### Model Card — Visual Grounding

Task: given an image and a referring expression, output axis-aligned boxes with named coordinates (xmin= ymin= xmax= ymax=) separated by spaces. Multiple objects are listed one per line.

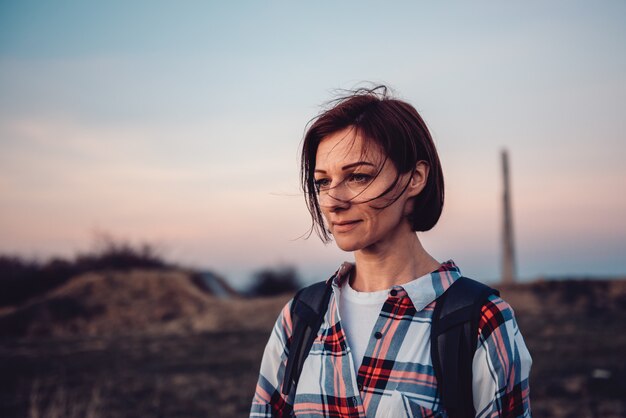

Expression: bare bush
xmin=247 ymin=265 xmax=301 ymax=296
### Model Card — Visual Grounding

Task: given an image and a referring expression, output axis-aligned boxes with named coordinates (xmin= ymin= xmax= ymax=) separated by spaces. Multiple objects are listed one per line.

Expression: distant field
xmin=498 ymin=280 xmax=626 ymax=417
xmin=1 ymin=270 xmax=625 ymax=417
xmin=1 ymin=331 xmax=269 ymax=418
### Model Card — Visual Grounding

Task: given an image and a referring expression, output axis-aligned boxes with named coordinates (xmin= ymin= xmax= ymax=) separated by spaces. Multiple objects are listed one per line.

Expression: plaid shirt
xmin=251 ymin=260 xmax=532 ymax=417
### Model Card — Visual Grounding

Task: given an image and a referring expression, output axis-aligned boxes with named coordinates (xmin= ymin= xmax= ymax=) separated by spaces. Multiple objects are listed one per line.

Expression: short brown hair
xmin=300 ymin=86 xmax=445 ymax=242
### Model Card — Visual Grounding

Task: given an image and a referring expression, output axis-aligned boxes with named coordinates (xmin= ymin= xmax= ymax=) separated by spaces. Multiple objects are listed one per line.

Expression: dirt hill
xmin=0 ymin=268 xmax=291 ymax=338
xmin=0 ymin=269 xmax=220 ymax=338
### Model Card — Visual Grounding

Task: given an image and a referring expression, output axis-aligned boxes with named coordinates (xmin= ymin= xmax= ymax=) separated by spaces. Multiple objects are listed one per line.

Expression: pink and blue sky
xmin=1 ymin=1 xmax=625 ymax=287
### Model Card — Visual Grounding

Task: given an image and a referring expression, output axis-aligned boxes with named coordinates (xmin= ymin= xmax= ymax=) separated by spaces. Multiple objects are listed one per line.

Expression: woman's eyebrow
xmin=314 ymin=161 xmax=376 ymax=174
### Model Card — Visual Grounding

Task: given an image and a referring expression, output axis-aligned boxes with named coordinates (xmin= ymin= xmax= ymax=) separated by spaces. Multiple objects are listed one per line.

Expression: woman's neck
xmin=351 ymin=230 xmax=440 ymax=292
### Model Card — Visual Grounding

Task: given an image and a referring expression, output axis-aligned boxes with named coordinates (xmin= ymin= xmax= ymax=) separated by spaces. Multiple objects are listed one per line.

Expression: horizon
xmin=4 ymin=239 xmax=625 ymax=292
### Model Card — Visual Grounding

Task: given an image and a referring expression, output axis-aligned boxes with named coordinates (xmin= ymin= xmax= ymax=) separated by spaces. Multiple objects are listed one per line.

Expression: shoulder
xmin=276 ymin=297 xmax=295 ymax=338
xmin=272 ymin=279 xmax=333 ymax=341
xmin=477 ymin=293 xmax=518 ymax=341
xmin=472 ymin=293 xmax=533 ymax=416
xmin=475 ymin=292 xmax=533 ymax=376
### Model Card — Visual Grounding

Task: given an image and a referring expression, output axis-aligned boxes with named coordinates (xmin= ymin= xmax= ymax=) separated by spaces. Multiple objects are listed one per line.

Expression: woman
xmin=251 ymin=87 xmax=532 ymax=417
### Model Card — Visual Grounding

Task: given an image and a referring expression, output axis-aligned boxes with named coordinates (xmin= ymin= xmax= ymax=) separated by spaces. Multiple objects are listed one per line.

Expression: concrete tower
xmin=501 ymin=149 xmax=516 ymax=284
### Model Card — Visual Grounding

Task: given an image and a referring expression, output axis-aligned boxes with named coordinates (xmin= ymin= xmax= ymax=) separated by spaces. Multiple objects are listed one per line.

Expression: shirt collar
xmin=330 ymin=259 xmax=462 ymax=312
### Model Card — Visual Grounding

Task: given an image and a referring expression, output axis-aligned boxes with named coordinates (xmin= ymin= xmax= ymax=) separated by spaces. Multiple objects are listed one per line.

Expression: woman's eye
xmin=348 ymin=173 xmax=372 ymax=184
xmin=314 ymin=178 xmax=331 ymax=191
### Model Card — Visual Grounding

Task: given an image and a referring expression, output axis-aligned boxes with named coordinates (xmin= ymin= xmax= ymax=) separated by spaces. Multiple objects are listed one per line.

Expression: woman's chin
xmin=333 ymin=237 xmax=364 ymax=252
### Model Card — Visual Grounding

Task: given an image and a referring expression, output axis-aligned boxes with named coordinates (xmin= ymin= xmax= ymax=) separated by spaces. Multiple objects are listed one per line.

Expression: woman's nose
xmin=319 ymin=183 xmax=351 ymax=211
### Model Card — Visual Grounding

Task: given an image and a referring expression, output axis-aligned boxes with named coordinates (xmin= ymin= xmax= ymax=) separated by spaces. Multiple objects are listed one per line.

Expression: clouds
xmin=1 ymin=1 xmax=625 ymax=282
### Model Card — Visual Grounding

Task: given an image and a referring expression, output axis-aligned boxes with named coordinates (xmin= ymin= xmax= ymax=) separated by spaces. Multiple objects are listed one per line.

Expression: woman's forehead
xmin=316 ymin=127 xmax=385 ymax=168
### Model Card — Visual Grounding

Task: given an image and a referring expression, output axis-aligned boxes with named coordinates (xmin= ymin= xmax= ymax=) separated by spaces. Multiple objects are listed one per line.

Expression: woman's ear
xmin=407 ymin=160 xmax=429 ymax=198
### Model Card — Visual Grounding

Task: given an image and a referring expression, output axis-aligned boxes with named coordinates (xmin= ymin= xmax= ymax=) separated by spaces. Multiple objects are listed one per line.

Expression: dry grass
xmin=28 ymin=379 xmax=103 ymax=418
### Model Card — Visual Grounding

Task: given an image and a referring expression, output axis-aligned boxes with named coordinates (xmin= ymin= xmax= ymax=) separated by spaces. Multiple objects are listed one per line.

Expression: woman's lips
xmin=332 ymin=220 xmax=361 ymax=233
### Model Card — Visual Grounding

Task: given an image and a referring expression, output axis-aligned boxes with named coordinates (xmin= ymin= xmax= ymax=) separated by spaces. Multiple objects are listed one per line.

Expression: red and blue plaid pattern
xmin=251 ymin=260 xmax=532 ymax=417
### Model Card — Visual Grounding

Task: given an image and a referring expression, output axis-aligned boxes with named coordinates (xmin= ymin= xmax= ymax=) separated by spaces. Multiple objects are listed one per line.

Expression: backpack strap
xmin=281 ymin=279 xmax=333 ymax=395
xmin=430 ymin=277 xmax=499 ymax=418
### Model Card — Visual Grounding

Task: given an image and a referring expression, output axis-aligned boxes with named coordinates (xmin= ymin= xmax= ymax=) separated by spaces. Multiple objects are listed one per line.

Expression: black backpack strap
xmin=281 ymin=279 xmax=333 ymax=395
xmin=431 ymin=277 xmax=499 ymax=418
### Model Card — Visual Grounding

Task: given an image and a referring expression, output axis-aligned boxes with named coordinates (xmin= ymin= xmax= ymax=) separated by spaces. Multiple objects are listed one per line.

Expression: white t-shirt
xmin=338 ymin=281 xmax=390 ymax=372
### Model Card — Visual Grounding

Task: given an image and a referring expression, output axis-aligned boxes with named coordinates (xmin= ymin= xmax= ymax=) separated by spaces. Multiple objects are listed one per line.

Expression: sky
xmin=1 ymin=1 xmax=625 ymax=288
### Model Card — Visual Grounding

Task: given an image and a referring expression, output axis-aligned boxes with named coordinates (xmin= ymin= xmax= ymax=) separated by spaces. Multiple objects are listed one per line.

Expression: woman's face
xmin=314 ymin=127 xmax=424 ymax=252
